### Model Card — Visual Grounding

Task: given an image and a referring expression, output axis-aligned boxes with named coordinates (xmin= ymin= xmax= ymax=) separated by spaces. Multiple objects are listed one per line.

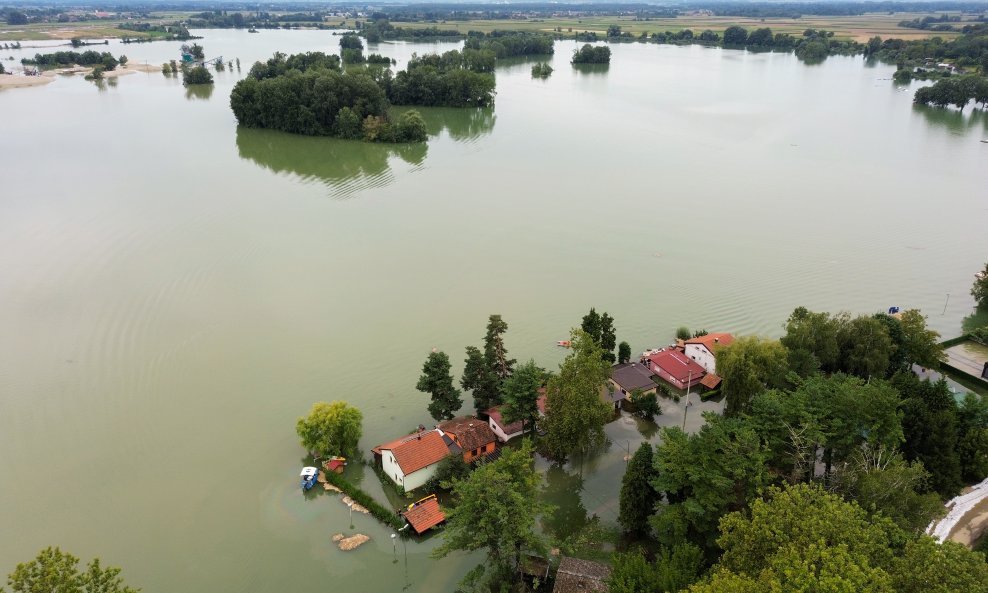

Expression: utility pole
xmin=682 ymin=370 xmax=693 ymax=431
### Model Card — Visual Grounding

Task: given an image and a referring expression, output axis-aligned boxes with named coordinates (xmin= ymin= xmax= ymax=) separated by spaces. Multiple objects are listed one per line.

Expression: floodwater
xmin=1 ymin=29 xmax=986 ymax=593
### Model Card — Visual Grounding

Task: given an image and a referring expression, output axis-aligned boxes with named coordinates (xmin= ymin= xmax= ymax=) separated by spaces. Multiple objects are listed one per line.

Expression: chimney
xmin=714 ymin=337 xmax=719 ymax=344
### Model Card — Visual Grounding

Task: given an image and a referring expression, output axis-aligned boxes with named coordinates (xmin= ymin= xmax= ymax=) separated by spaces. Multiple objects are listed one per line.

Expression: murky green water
xmin=1 ymin=29 xmax=986 ymax=592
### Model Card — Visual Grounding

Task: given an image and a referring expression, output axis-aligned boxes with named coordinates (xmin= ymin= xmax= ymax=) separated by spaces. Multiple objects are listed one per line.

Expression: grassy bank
xmin=322 ymin=470 xmax=406 ymax=531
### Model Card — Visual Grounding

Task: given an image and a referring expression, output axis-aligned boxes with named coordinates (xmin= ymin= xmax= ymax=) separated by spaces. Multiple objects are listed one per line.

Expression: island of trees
xmin=571 ymin=44 xmax=612 ymax=64
xmin=230 ymin=40 xmax=499 ymax=142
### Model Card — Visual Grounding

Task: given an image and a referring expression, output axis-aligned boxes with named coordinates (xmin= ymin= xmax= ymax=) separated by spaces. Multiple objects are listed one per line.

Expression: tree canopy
xmin=619 ymin=442 xmax=659 ymax=535
xmin=539 ymin=329 xmax=612 ymax=462
xmin=973 ymin=261 xmax=988 ymax=308
xmin=2 ymin=547 xmax=139 ymax=593
xmin=716 ymin=336 xmax=788 ymax=417
xmin=416 ymin=350 xmax=462 ymax=422
xmin=432 ymin=441 xmax=548 ymax=590
xmin=500 ymin=359 xmax=545 ymax=434
xmin=295 ymin=401 xmax=363 ymax=458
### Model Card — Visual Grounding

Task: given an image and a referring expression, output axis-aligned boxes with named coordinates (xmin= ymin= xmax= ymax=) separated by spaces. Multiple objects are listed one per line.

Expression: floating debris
xmin=337 ymin=534 xmax=370 ymax=551
xmin=323 ymin=483 xmax=342 ymax=493
xmin=341 ymin=496 xmax=370 ymax=514
xmin=331 ymin=533 xmax=344 ymax=542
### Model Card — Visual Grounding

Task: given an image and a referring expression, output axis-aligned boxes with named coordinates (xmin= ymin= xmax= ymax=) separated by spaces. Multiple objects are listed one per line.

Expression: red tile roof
xmin=647 ymin=349 xmax=706 ymax=382
xmin=700 ymin=373 xmax=722 ymax=389
xmin=684 ymin=333 xmax=735 ymax=353
xmin=537 ymin=388 xmax=547 ymax=415
xmin=439 ymin=417 xmax=498 ymax=452
xmin=485 ymin=407 xmax=524 ymax=436
xmin=373 ymin=430 xmax=449 ymax=475
xmin=402 ymin=496 xmax=445 ymax=534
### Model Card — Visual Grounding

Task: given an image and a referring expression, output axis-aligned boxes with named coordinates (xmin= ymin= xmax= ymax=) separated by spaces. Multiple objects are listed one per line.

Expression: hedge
xmin=322 ymin=470 xmax=406 ymax=531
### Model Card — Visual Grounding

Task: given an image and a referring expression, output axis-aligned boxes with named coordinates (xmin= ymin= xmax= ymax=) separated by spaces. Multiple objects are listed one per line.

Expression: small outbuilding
xmin=401 ymin=495 xmax=445 ymax=534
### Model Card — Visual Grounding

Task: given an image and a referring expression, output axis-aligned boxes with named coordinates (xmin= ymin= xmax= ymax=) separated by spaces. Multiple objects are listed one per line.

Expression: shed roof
xmin=648 ymin=349 xmax=706 ymax=382
xmin=439 ymin=417 xmax=497 ymax=452
xmin=610 ymin=362 xmax=658 ymax=392
xmin=372 ymin=430 xmax=449 ymax=475
xmin=700 ymin=373 xmax=722 ymax=389
xmin=486 ymin=406 xmax=524 ymax=436
xmin=552 ymin=557 xmax=611 ymax=593
xmin=402 ymin=496 xmax=445 ymax=534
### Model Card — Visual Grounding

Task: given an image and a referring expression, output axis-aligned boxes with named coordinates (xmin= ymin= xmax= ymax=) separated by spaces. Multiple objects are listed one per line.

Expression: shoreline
xmin=0 ymin=62 xmax=159 ymax=89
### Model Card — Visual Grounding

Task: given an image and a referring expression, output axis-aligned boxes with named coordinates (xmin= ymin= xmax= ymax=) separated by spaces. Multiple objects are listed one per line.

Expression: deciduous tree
xmin=972 ymin=261 xmax=988 ymax=308
xmin=501 ymin=359 xmax=545 ymax=434
xmin=432 ymin=441 xmax=548 ymax=589
xmin=295 ymin=401 xmax=363 ymax=458
xmin=716 ymin=336 xmax=788 ymax=417
xmin=539 ymin=329 xmax=612 ymax=462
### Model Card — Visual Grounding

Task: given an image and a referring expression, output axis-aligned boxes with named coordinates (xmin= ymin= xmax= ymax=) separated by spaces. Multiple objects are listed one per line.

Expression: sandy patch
xmin=341 ymin=495 xmax=369 ymax=514
xmin=121 ymin=62 xmax=159 ymax=73
xmin=0 ymin=73 xmax=53 ymax=88
xmin=948 ymin=495 xmax=988 ymax=548
xmin=928 ymin=477 xmax=988 ymax=546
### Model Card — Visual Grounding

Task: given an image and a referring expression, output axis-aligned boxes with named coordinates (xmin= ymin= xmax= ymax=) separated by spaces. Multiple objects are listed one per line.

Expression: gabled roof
xmin=684 ymin=333 xmax=735 ymax=353
xmin=439 ymin=417 xmax=497 ymax=452
xmin=485 ymin=406 xmax=524 ymax=436
xmin=372 ymin=430 xmax=449 ymax=475
xmin=402 ymin=496 xmax=445 ymax=534
xmin=610 ymin=362 xmax=658 ymax=392
xmin=553 ymin=557 xmax=611 ymax=593
xmin=648 ymin=349 xmax=706 ymax=382
xmin=700 ymin=373 xmax=722 ymax=389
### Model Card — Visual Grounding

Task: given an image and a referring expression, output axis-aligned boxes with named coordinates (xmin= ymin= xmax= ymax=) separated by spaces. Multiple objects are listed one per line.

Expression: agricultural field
xmin=346 ymin=12 xmax=971 ymax=42
xmin=0 ymin=16 xmax=175 ymax=41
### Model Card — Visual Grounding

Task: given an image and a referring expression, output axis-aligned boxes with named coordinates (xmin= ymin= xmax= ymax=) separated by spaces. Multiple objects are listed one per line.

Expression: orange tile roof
xmin=439 ymin=417 xmax=497 ymax=452
xmin=700 ymin=373 xmax=722 ymax=389
xmin=373 ymin=430 xmax=450 ymax=475
xmin=684 ymin=333 xmax=735 ymax=353
xmin=402 ymin=496 xmax=445 ymax=534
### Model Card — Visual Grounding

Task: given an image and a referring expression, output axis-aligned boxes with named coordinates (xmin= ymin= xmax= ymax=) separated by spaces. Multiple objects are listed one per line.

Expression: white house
xmin=372 ymin=429 xmax=450 ymax=491
xmin=486 ymin=407 xmax=525 ymax=442
xmin=683 ymin=333 xmax=734 ymax=375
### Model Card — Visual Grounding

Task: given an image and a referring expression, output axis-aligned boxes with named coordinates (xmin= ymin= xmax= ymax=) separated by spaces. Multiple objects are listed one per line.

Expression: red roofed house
xmin=372 ymin=430 xmax=450 ymax=491
xmin=439 ymin=416 xmax=498 ymax=462
xmin=645 ymin=349 xmax=705 ymax=390
xmin=684 ymin=333 xmax=735 ymax=374
xmin=401 ymin=494 xmax=445 ymax=534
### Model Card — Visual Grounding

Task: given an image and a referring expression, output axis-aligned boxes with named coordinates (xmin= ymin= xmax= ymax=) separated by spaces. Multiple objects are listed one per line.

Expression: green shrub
xmin=322 ymin=470 xmax=405 ymax=530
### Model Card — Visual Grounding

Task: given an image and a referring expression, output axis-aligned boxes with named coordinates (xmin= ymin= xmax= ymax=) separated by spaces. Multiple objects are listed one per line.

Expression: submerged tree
xmin=581 ymin=308 xmax=617 ymax=363
xmin=717 ymin=336 xmax=788 ymax=417
xmin=501 ymin=359 xmax=546 ymax=434
xmin=295 ymin=401 xmax=363 ymax=458
xmin=539 ymin=329 xmax=612 ymax=462
xmin=973 ymin=261 xmax=988 ymax=308
xmin=417 ymin=350 xmax=462 ymax=422
xmin=3 ymin=547 xmax=139 ymax=593
xmin=619 ymin=443 xmax=659 ymax=535
xmin=432 ymin=441 xmax=549 ymax=590
xmin=461 ymin=314 xmax=515 ymax=413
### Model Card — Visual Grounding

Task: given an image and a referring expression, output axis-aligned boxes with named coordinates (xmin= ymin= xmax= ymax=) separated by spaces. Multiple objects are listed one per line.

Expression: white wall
xmin=685 ymin=344 xmax=716 ymax=374
xmin=381 ymin=449 xmax=442 ymax=491
xmin=489 ymin=417 xmax=523 ymax=443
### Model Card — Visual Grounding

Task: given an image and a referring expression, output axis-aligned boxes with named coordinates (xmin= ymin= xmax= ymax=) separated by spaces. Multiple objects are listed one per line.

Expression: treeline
xmin=878 ymin=23 xmax=988 ymax=71
xmin=463 ymin=31 xmax=555 ymax=57
xmin=899 ymin=14 xmax=964 ymax=31
xmin=230 ymin=48 xmax=495 ymax=142
xmin=231 ymin=52 xmax=424 ymax=142
xmin=914 ymin=75 xmax=988 ymax=108
xmin=359 ymin=18 xmax=463 ymax=42
xmin=387 ymin=50 xmax=496 ymax=107
xmin=184 ymin=10 xmax=328 ymax=29
xmin=22 ymin=50 xmax=119 ymax=70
